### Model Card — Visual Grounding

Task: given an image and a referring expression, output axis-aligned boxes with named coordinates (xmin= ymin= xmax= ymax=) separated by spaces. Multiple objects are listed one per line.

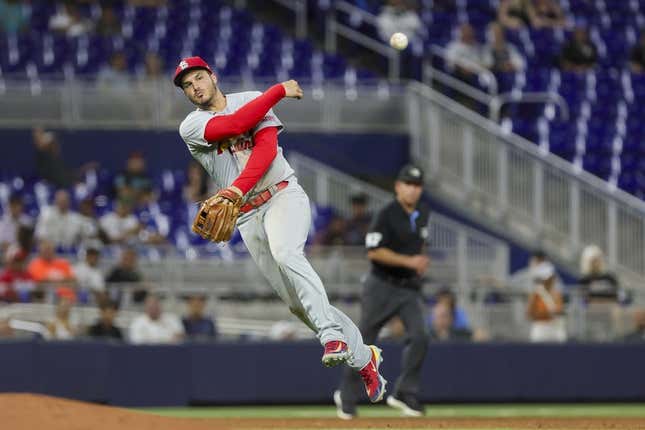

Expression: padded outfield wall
xmin=0 ymin=340 xmax=644 ymax=406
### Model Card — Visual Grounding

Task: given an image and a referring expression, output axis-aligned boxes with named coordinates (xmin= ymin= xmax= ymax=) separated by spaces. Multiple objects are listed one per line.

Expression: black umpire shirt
xmin=365 ymin=200 xmax=430 ymax=280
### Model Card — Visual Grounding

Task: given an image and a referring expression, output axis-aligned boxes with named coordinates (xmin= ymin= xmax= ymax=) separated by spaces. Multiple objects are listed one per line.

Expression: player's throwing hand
xmin=281 ymin=80 xmax=304 ymax=99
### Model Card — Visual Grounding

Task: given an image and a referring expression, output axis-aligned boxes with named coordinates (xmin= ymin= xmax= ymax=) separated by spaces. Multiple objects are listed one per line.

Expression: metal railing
xmin=0 ymin=78 xmax=408 ymax=133
xmin=426 ymin=45 xmax=499 ymax=96
xmin=424 ymin=45 xmax=569 ymax=123
xmin=407 ymin=80 xmax=645 ymax=285
xmin=267 ymin=0 xmax=308 ymax=39
xmin=324 ymin=0 xmax=401 ymax=81
xmin=287 ymin=152 xmax=510 ymax=289
xmin=2 ymin=287 xmax=641 ymax=342
xmin=488 ymin=91 xmax=570 ymax=123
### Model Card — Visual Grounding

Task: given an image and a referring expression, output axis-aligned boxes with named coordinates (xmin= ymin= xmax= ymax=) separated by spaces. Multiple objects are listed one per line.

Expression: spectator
xmin=33 ymin=127 xmax=73 ymax=187
xmin=268 ymin=320 xmax=300 ymax=340
xmin=136 ymin=195 xmax=170 ymax=245
xmin=27 ymin=240 xmax=76 ymax=301
xmin=314 ymin=215 xmax=347 ymax=246
xmin=87 ymin=299 xmax=123 ymax=341
xmin=143 ymin=52 xmax=164 ymax=79
xmin=428 ymin=301 xmax=472 ymax=341
xmin=530 ymin=0 xmax=566 ymax=29
xmin=376 ymin=0 xmax=421 ymax=42
xmin=97 ymin=51 xmax=130 ymax=91
xmin=32 ymin=127 xmax=97 ymax=188
xmin=95 ymin=5 xmax=121 ymax=37
xmin=507 ymin=249 xmax=563 ymax=292
xmin=183 ymin=160 xmax=210 ymax=204
xmin=344 ymin=193 xmax=372 ymax=246
xmin=78 ymin=197 xmax=108 ymax=244
xmin=483 ymin=22 xmax=525 ymax=73
xmin=0 ymin=194 xmax=33 ymax=258
xmin=113 ymin=151 xmax=153 ymax=207
xmin=0 ymin=318 xmax=14 ymax=338
xmin=497 ymin=0 xmax=531 ymax=30
xmin=623 ymin=308 xmax=645 ymax=343
xmin=427 ymin=288 xmax=470 ymax=330
xmin=0 ymin=0 xmax=30 ymax=34
xmin=182 ymin=294 xmax=217 ymax=340
xmin=105 ymin=247 xmax=146 ymax=303
xmin=629 ymin=32 xmax=645 ymax=74
xmin=579 ymin=244 xmax=620 ymax=303
xmin=99 ymin=199 xmax=141 ymax=244
xmin=0 ymin=249 xmax=35 ymax=303
xmin=560 ymin=26 xmax=597 ymax=73
xmin=73 ymin=246 xmax=106 ymax=302
xmin=380 ymin=315 xmax=405 ymax=340
xmin=445 ymin=23 xmax=485 ymax=81
xmin=46 ymin=297 xmax=78 ymax=340
xmin=527 ymin=261 xmax=566 ymax=342
xmin=129 ymin=294 xmax=184 ymax=344
xmin=49 ymin=1 xmax=92 ymax=37
xmin=35 ymin=190 xmax=88 ymax=249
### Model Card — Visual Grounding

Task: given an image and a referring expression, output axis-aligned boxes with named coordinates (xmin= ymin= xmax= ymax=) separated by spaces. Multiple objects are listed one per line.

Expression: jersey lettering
xmin=230 ymin=136 xmax=254 ymax=153
xmin=179 ymin=91 xmax=293 ymax=195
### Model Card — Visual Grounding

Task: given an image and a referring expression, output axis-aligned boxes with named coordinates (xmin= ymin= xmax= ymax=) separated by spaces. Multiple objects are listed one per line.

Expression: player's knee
xmin=271 ymin=245 xmax=300 ymax=267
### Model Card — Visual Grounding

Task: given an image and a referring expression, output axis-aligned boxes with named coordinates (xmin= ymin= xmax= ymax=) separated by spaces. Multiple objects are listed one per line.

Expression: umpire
xmin=334 ymin=164 xmax=430 ymax=419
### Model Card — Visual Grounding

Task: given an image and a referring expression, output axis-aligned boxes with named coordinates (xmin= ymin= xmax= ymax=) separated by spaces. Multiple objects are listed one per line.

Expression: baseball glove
xmin=192 ymin=187 xmax=243 ymax=242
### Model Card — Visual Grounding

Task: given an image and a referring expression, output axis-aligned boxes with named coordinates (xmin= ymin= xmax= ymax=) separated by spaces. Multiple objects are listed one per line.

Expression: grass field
xmin=139 ymin=403 xmax=645 ymax=429
xmin=142 ymin=403 xmax=645 ymax=418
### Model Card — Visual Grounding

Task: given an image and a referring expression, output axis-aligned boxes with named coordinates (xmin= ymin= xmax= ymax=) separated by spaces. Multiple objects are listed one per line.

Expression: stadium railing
xmin=2 ymin=284 xmax=641 ymax=342
xmin=407 ymin=80 xmax=645 ymax=287
xmin=287 ymin=152 xmax=510 ymax=291
xmin=0 ymin=78 xmax=408 ymax=133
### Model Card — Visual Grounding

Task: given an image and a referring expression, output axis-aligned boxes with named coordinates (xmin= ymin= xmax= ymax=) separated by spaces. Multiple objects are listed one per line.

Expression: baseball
xmin=389 ymin=32 xmax=409 ymax=50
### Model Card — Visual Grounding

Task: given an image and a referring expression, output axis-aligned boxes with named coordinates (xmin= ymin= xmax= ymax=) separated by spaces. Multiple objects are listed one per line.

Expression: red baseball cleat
xmin=359 ymin=345 xmax=387 ymax=403
xmin=322 ymin=340 xmax=349 ymax=367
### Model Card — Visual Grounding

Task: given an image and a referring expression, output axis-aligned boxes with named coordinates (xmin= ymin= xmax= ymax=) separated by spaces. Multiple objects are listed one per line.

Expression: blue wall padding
xmin=1 ymin=340 xmax=644 ymax=406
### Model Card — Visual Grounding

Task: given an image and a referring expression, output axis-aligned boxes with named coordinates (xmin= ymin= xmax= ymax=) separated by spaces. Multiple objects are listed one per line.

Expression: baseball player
xmin=334 ymin=164 xmax=430 ymax=419
xmin=173 ymin=56 xmax=386 ymax=403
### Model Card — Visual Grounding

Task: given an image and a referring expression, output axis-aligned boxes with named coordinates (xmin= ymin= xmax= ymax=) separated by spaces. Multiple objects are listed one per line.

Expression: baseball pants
xmin=237 ymin=178 xmax=372 ymax=370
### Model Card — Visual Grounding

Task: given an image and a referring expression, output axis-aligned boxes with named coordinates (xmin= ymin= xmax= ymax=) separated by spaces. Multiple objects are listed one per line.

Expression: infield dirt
xmin=1 ymin=393 xmax=643 ymax=430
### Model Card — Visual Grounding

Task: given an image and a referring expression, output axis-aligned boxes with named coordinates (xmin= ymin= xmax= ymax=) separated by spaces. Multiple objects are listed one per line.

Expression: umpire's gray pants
xmin=338 ymin=273 xmax=429 ymax=403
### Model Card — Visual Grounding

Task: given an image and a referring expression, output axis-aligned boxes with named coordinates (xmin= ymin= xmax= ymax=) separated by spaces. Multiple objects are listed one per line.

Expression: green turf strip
xmin=139 ymin=403 xmax=645 ymax=419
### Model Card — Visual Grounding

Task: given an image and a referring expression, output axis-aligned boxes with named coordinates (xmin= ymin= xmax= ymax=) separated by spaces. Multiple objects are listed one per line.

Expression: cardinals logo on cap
xmin=179 ymin=60 xmax=189 ymax=70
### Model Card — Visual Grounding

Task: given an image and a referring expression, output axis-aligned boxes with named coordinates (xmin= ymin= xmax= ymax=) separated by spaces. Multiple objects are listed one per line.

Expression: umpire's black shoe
xmin=333 ymin=390 xmax=356 ymax=420
xmin=386 ymin=392 xmax=425 ymax=417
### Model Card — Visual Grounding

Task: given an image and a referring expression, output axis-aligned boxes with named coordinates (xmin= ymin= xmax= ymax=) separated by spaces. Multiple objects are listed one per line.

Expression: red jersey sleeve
xmin=231 ymin=126 xmax=279 ymax=195
xmin=204 ymin=84 xmax=286 ymax=142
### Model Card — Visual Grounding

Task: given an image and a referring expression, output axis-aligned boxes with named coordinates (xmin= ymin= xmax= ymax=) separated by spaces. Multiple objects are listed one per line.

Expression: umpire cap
xmin=397 ymin=164 xmax=424 ymax=185
xmin=173 ymin=56 xmax=214 ymax=87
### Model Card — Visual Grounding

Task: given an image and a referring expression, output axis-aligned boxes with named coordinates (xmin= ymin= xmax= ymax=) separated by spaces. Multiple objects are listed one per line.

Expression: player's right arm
xmin=202 ymin=80 xmax=303 ymax=143
xmin=179 ymin=80 xmax=302 ymax=150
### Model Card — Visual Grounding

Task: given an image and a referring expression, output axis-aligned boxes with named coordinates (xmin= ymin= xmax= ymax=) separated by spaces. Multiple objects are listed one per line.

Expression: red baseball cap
xmin=173 ymin=56 xmax=214 ymax=87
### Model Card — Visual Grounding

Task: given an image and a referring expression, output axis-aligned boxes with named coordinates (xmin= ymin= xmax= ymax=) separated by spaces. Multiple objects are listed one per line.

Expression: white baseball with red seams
xmin=179 ymin=92 xmax=372 ymax=370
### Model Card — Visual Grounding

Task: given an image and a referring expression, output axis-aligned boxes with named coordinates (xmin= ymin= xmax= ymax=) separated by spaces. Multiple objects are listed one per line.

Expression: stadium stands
xmin=0 ymin=0 xmax=372 ymax=83
xmin=320 ymin=0 xmax=645 ymax=199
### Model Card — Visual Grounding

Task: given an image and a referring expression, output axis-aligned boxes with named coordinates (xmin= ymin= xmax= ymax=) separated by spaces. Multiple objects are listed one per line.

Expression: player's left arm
xmin=230 ymin=126 xmax=279 ymax=195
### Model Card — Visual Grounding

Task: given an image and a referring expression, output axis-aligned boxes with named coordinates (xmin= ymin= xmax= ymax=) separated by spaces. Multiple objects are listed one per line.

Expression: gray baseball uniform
xmin=179 ymin=91 xmax=371 ymax=369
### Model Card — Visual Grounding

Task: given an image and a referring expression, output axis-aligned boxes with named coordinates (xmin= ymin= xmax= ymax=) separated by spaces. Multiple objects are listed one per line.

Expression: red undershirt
xmin=231 ymin=126 xmax=278 ymax=194
xmin=203 ymin=84 xmax=285 ymax=142
xmin=201 ymin=84 xmax=285 ymax=195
